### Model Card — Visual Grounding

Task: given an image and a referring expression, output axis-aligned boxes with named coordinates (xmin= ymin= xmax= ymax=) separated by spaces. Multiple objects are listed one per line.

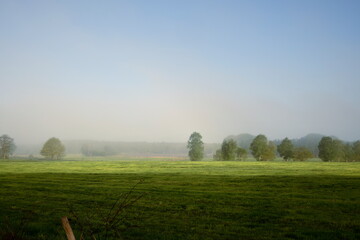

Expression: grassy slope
xmin=0 ymin=160 xmax=359 ymax=239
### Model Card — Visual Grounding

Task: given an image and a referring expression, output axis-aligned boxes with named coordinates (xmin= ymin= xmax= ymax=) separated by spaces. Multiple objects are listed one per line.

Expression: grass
xmin=0 ymin=159 xmax=359 ymax=239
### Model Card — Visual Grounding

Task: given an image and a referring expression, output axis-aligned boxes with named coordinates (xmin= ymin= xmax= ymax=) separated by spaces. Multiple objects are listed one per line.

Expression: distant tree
xmin=343 ymin=143 xmax=355 ymax=162
xmin=353 ymin=141 xmax=360 ymax=162
xmin=318 ymin=137 xmax=345 ymax=162
xmin=250 ymin=134 xmax=267 ymax=160
xmin=187 ymin=132 xmax=204 ymax=161
xmin=81 ymin=144 xmax=92 ymax=157
xmin=293 ymin=147 xmax=313 ymax=161
xmin=0 ymin=135 xmax=16 ymax=159
xmin=40 ymin=137 xmax=65 ymax=160
xmin=263 ymin=141 xmax=276 ymax=161
xmin=213 ymin=149 xmax=222 ymax=161
xmin=221 ymin=139 xmax=238 ymax=161
xmin=333 ymin=139 xmax=345 ymax=162
xmin=249 ymin=135 xmax=276 ymax=161
xmin=318 ymin=137 xmax=333 ymax=162
xmin=236 ymin=147 xmax=247 ymax=161
xmin=277 ymin=137 xmax=294 ymax=161
xmin=103 ymin=145 xmax=115 ymax=156
xmin=81 ymin=144 xmax=112 ymax=157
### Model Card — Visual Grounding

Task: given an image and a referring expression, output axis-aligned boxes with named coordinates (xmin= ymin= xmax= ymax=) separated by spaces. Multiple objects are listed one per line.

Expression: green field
xmin=0 ymin=160 xmax=359 ymax=239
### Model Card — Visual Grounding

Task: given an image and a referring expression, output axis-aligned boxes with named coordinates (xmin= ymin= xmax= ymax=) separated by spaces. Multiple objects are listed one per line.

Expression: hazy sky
xmin=1 ymin=0 xmax=360 ymax=144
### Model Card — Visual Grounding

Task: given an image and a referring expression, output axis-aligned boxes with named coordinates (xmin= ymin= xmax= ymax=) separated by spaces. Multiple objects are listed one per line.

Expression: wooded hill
xmin=225 ymin=133 xmax=338 ymax=156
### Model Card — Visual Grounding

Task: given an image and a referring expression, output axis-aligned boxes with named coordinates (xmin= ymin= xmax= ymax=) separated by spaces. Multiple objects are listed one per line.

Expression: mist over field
xmin=1 ymin=1 xmax=360 ymax=145
xmin=1 ymin=2 xmax=360 ymax=239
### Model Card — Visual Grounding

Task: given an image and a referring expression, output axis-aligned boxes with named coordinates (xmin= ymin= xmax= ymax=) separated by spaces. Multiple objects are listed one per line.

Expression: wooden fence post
xmin=61 ymin=216 xmax=76 ymax=240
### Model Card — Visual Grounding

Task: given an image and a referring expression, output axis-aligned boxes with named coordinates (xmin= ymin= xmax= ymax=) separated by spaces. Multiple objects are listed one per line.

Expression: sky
xmin=1 ymin=0 xmax=360 ymax=144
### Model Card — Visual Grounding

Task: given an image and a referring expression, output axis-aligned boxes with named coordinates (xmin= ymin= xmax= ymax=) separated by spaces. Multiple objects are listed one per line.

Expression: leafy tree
xmin=277 ymin=137 xmax=294 ymax=161
xmin=353 ymin=141 xmax=360 ymax=162
xmin=40 ymin=137 xmax=65 ymax=160
xmin=333 ymin=139 xmax=345 ymax=162
xmin=213 ymin=149 xmax=222 ymax=161
xmin=318 ymin=137 xmax=333 ymax=162
xmin=263 ymin=141 xmax=276 ymax=161
xmin=221 ymin=139 xmax=238 ymax=161
xmin=293 ymin=147 xmax=313 ymax=161
xmin=343 ymin=143 xmax=354 ymax=162
xmin=187 ymin=132 xmax=204 ymax=161
xmin=250 ymin=134 xmax=268 ymax=161
xmin=318 ymin=137 xmax=345 ymax=162
xmin=236 ymin=147 xmax=247 ymax=161
xmin=0 ymin=134 xmax=16 ymax=159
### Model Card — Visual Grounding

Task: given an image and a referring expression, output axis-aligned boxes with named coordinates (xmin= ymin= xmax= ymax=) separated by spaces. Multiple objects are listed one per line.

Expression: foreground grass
xmin=0 ymin=160 xmax=359 ymax=239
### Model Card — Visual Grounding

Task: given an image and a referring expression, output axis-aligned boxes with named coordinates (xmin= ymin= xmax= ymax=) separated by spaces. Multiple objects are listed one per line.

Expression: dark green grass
xmin=0 ymin=160 xmax=359 ymax=239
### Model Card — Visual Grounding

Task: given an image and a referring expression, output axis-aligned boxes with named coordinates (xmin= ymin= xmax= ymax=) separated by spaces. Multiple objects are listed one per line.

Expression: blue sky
xmin=1 ymin=0 xmax=359 ymax=144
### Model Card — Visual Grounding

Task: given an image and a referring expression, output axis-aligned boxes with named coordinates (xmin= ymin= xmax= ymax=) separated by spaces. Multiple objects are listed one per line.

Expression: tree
xmin=343 ymin=143 xmax=354 ymax=162
xmin=250 ymin=135 xmax=276 ymax=161
xmin=353 ymin=141 xmax=360 ymax=162
xmin=236 ymin=147 xmax=247 ymax=161
xmin=213 ymin=149 xmax=222 ymax=161
xmin=263 ymin=141 xmax=276 ymax=161
xmin=277 ymin=137 xmax=294 ymax=161
xmin=293 ymin=147 xmax=313 ymax=161
xmin=250 ymin=134 xmax=268 ymax=161
xmin=187 ymin=132 xmax=204 ymax=161
xmin=318 ymin=137 xmax=333 ymax=162
xmin=318 ymin=137 xmax=347 ymax=162
xmin=332 ymin=139 xmax=345 ymax=162
xmin=40 ymin=137 xmax=65 ymax=160
xmin=318 ymin=137 xmax=345 ymax=162
xmin=0 ymin=135 xmax=16 ymax=159
xmin=221 ymin=139 xmax=238 ymax=161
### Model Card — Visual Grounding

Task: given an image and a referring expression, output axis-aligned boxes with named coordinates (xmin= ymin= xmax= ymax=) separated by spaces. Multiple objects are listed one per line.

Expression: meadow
xmin=0 ymin=159 xmax=359 ymax=239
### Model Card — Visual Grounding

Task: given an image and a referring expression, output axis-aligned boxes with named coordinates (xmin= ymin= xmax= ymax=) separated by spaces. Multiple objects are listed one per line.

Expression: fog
xmin=1 ymin=1 xmax=360 ymax=145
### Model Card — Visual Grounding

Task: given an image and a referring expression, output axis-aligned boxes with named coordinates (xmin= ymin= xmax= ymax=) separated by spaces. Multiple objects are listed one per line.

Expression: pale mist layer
xmin=1 ymin=89 xmax=359 ymax=146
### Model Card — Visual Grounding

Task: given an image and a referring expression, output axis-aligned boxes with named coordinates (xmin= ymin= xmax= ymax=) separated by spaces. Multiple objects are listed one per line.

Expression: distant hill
xmin=272 ymin=133 xmax=325 ymax=156
xmin=291 ymin=133 xmax=326 ymax=156
xmin=225 ymin=133 xmax=332 ymax=156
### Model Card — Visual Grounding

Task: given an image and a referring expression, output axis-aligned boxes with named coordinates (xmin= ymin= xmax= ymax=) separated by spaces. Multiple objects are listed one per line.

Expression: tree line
xmin=187 ymin=132 xmax=360 ymax=162
xmin=2 ymin=133 xmax=360 ymax=162
xmin=0 ymin=135 xmax=65 ymax=160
